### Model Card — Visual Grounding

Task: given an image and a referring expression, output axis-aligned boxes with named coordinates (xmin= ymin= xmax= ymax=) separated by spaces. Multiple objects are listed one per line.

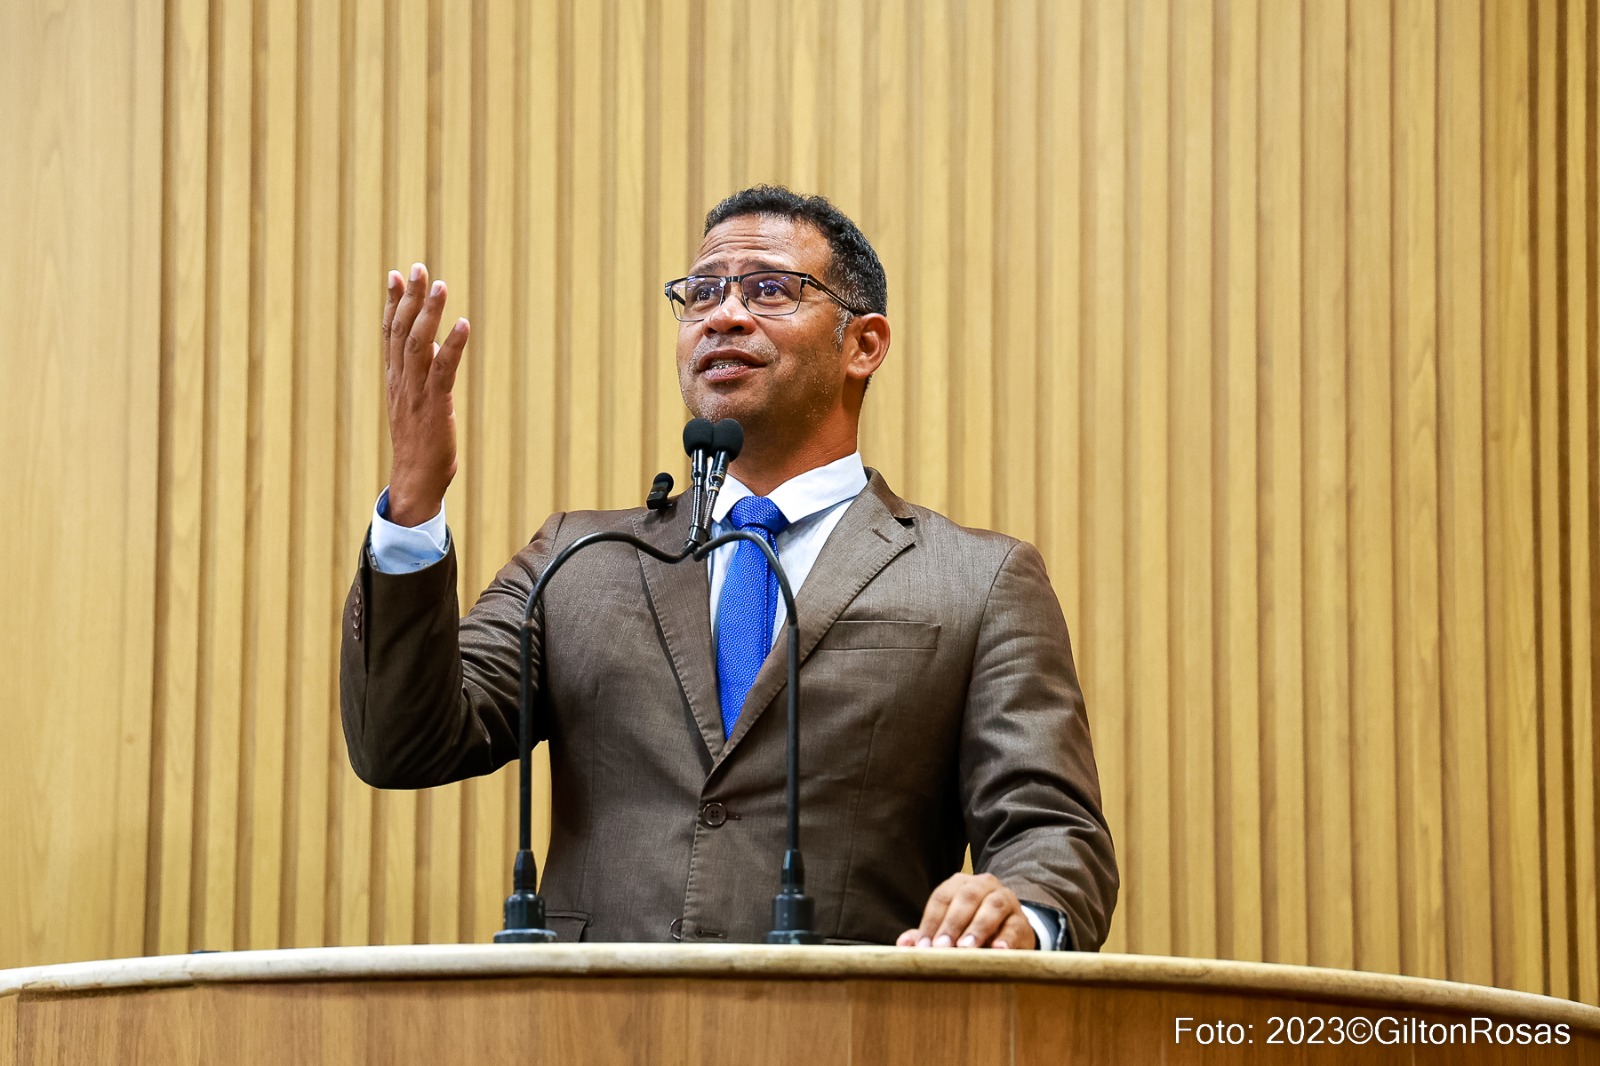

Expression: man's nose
xmin=702 ymin=282 xmax=753 ymax=333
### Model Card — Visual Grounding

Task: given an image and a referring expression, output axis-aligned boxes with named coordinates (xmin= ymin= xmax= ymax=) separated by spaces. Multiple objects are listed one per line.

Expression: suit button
xmin=669 ymin=918 xmax=684 ymax=941
xmin=699 ymin=802 xmax=727 ymax=828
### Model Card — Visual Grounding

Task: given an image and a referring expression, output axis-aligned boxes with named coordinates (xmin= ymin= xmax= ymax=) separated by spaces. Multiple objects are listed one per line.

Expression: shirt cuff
xmin=369 ymin=488 xmax=450 ymax=574
xmin=1021 ymin=903 xmax=1063 ymax=951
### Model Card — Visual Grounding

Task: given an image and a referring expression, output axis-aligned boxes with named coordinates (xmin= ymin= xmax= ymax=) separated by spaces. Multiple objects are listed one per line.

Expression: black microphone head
xmin=646 ymin=471 xmax=675 ymax=510
xmin=712 ymin=419 xmax=744 ymax=460
xmin=682 ymin=417 xmax=715 ymax=456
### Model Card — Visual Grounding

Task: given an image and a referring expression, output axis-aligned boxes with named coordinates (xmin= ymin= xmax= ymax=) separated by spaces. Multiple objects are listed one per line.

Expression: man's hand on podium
xmin=895 ymin=872 xmax=1037 ymax=951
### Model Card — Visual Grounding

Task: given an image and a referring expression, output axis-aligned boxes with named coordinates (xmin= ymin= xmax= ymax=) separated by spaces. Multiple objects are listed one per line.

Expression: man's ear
xmin=844 ymin=313 xmax=890 ymax=384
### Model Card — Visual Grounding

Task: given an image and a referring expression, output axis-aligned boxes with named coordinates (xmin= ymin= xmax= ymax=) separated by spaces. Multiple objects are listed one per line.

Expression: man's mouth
xmin=695 ymin=349 xmax=767 ymax=380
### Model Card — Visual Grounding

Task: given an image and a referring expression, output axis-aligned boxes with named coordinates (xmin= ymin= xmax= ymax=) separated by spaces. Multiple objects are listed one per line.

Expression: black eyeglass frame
xmin=663 ymin=271 xmax=871 ymax=322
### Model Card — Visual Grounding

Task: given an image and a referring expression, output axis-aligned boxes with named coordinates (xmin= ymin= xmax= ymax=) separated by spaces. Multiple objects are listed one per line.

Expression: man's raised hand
xmin=383 ymin=263 xmax=469 ymax=527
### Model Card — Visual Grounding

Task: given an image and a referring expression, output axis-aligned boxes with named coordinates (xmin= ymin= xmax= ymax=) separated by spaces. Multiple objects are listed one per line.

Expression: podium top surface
xmin=2 ymin=944 xmax=1596 ymax=1031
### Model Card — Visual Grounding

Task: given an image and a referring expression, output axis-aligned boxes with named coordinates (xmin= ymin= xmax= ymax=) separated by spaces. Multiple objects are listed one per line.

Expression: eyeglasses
xmin=663 ymin=271 xmax=869 ymax=322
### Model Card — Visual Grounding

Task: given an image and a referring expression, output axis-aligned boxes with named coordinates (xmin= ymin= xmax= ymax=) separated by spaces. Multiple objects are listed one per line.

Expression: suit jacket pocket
xmin=544 ymin=910 xmax=591 ymax=943
xmin=817 ymin=620 xmax=941 ymax=651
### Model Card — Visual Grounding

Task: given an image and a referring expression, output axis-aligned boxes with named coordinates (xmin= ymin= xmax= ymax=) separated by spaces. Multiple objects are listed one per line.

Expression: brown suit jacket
xmin=340 ymin=471 xmax=1118 ymax=948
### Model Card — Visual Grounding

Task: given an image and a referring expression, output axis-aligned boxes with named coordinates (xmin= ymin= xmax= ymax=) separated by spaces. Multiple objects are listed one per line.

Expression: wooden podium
xmin=3 ymin=945 xmax=1596 ymax=1063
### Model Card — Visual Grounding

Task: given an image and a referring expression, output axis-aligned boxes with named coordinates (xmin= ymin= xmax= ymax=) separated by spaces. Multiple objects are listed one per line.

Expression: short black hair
xmin=703 ymin=185 xmax=888 ymax=319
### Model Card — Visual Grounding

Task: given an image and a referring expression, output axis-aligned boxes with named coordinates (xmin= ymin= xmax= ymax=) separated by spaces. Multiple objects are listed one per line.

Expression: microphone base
xmin=493 ymin=928 xmax=559 ymax=944
xmin=494 ymin=859 xmax=558 ymax=944
xmin=766 ymin=885 xmax=823 ymax=945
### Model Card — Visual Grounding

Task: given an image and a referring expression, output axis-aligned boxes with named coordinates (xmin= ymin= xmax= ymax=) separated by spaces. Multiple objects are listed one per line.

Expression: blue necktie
xmin=716 ymin=496 xmax=791 ymax=738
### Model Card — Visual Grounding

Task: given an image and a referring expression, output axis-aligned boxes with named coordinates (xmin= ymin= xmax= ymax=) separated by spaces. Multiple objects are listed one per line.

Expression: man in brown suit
xmin=342 ymin=187 xmax=1117 ymax=950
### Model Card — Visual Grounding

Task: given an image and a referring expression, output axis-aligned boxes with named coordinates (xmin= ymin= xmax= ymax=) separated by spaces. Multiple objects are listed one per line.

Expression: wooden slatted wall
xmin=2 ymin=0 xmax=1596 ymax=1004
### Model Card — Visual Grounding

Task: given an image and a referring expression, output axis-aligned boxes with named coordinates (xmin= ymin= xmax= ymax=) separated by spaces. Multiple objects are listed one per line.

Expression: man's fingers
xmin=914 ymin=876 xmax=961 ymax=945
xmin=391 ymin=262 xmax=429 ymax=377
xmin=947 ymin=883 xmax=1011 ymax=941
xmin=381 ymin=270 xmax=403 ymax=342
xmin=955 ymin=892 xmax=1016 ymax=948
xmin=393 ymin=262 xmax=429 ymax=337
xmin=430 ymin=318 xmax=469 ymax=393
xmin=931 ymin=881 xmax=991 ymax=947
xmin=992 ymin=912 xmax=1035 ymax=951
xmin=404 ymin=277 xmax=448 ymax=383
xmin=382 ymin=271 xmax=405 ymax=389
xmin=895 ymin=928 xmax=920 ymax=948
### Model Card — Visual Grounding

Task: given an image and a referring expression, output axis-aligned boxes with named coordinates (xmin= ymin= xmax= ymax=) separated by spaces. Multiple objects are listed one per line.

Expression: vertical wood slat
xmin=1348 ymin=0 xmax=1402 ymax=980
xmin=1435 ymin=0 xmax=1497 ymax=993
xmin=284 ymin=0 xmax=341 ymax=949
xmin=907 ymin=0 xmax=953 ymax=519
xmin=115 ymin=0 xmax=167 ymax=964
xmin=1038 ymin=0 xmax=1080 ymax=627
xmin=865 ymin=0 xmax=910 ymax=494
xmin=1168 ymin=0 xmax=1217 ymax=962
xmin=954 ymin=0 xmax=994 ymax=531
xmin=4 ymin=0 xmax=1597 ymax=1008
xmin=1484 ymin=0 xmax=1544 ymax=997
xmin=1079 ymin=0 xmax=1128 ymax=954
xmin=1391 ymin=0 xmax=1448 ymax=983
xmin=1532 ymin=0 xmax=1570 ymax=1000
xmin=150 ymin=0 xmax=210 ymax=960
xmin=434 ymin=0 xmax=479 ymax=944
xmin=1125 ymin=0 xmax=1172 ymax=957
xmin=332 ymin=0 xmax=385 ymax=949
xmin=1563 ymin=0 xmax=1599 ymax=1008
xmin=1301 ymin=0 xmax=1354 ymax=974
xmin=243 ymin=0 xmax=299 ymax=951
xmin=1214 ymin=0 xmax=1264 ymax=966
xmin=197 ymin=0 xmax=252 ymax=952
xmin=609 ymin=0 xmax=648 ymax=511
xmin=373 ymin=0 xmax=429 ymax=949
xmin=1257 ymin=0 xmax=1309 ymax=968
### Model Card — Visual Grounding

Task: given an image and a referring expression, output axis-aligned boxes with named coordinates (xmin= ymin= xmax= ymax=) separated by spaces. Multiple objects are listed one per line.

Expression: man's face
xmin=675 ymin=215 xmax=853 ymax=442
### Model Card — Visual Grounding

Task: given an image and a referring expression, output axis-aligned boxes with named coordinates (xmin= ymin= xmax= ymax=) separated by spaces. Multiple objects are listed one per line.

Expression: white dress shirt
xmin=365 ymin=451 xmax=1061 ymax=950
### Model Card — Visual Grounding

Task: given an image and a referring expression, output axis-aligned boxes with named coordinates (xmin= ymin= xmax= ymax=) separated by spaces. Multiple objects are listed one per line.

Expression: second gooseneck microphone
xmin=686 ymin=419 xmax=744 ymax=550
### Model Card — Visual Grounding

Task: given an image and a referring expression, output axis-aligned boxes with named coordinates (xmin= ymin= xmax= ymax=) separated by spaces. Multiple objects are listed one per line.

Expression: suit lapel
xmin=632 ymin=501 xmax=725 ymax=759
xmin=715 ymin=470 xmax=916 ymax=769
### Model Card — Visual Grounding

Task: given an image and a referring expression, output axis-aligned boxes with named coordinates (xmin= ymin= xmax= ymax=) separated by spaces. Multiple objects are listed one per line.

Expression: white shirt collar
xmin=713 ymin=451 xmax=868 ymax=527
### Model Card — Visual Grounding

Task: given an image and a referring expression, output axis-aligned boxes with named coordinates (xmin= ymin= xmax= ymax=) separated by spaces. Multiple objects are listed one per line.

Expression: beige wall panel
xmin=0 ymin=0 xmax=163 ymax=968
xmin=4 ymin=0 xmax=1597 ymax=1008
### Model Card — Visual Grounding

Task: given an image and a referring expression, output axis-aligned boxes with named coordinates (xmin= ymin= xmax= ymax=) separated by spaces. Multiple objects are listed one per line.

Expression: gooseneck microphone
xmin=682 ymin=418 xmax=715 ymax=550
xmin=495 ymin=418 xmax=819 ymax=946
xmin=696 ymin=419 xmax=744 ymax=544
